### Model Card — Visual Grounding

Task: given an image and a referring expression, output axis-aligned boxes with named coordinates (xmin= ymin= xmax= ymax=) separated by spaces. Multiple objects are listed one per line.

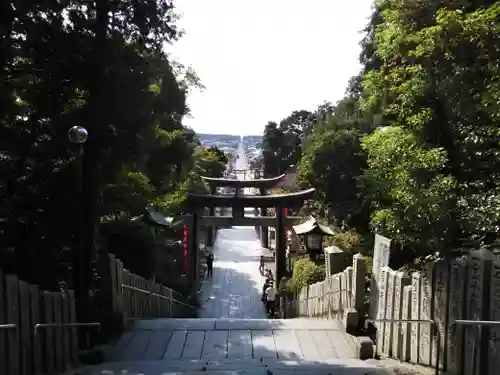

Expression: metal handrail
xmin=122 ymin=284 xmax=197 ymax=310
xmin=0 ymin=324 xmax=17 ymax=330
xmin=366 ymin=318 xmax=439 ymax=375
xmin=33 ymin=322 xmax=101 ymax=336
xmin=452 ymin=319 xmax=500 ymax=327
xmin=34 ymin=322 xmax=101 ymax=353
xmin=451 ymin=320 xmax=500 ymax=375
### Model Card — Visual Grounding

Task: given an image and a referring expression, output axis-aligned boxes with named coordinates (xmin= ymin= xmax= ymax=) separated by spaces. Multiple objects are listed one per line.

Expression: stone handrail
xmin=369 ymin=249 xmax=500 ymax=375
xmin=294 ymin=254 xmax=366 ymax=333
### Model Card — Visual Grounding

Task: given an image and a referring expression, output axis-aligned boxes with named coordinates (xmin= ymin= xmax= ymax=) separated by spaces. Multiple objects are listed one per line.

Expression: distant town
xmin=197 ymin=133 xmax=264 ymax=171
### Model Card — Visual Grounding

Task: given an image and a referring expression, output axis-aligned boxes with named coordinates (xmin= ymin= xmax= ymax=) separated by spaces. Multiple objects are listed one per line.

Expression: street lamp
xmin=292 ymin=216 xmax=334 ymax=261
xmin=68 ymin=126 xmax=89 ymax=326
xmin=304 ymin=233 xmax=324 ymax=253
xmin=68 ymin=126 xmax=89 ymax=144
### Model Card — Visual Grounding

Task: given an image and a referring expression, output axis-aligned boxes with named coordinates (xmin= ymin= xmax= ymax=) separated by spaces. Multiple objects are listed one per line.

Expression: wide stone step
xmin=67 ymin=358 xmax=393 ymax=374
xmin=100 ymin=318 xmax=372 ymax=367
xmin=128 ymin=318 xmax=344 ymax=331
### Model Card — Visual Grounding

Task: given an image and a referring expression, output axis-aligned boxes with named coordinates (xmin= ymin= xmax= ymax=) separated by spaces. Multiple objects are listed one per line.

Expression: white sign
xmin=372 ymin=234 xmax=391 ymax=281
xmin=370 ymin=234 xmax=391 ymax=319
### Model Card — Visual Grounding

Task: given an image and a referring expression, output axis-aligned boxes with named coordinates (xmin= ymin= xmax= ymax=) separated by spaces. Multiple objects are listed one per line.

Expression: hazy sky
xmin=168 ymin=0 xmax=374 ymax=136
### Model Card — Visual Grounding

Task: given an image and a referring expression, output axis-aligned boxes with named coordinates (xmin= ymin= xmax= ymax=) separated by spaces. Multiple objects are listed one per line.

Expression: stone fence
xmin=102 ymin=254 xmax=197 ymax=325
xmin=292 ymin=248 xmax=500 ymax=375
xmin=290 ymin=254 xmax=366 ymax=333
xmin=371 ymin=248 xmax=500 ymax=375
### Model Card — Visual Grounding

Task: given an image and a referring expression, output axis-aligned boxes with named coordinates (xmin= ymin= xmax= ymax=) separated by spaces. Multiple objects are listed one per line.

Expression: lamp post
xmin=68 ymin=126 xmax=89 ymax=324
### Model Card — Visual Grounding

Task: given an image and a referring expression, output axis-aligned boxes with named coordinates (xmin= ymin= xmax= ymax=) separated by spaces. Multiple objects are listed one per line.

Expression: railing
xmin=33 ymin=322 xmax=101 ymax=349
xmin=365 ymin=318 xmax=439 ymax=375
xmin=282 ymin=289 xmax=352 ymax=318
xmin=451 ymin=320 xmax=500 ymax=375
xmin=107 ymin=253 xmax=198 ymax=321
xmin=121 ymin=283 xmax=197 ymax=319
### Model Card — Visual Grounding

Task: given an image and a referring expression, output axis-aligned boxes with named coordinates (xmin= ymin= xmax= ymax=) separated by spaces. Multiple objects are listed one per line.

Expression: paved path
xmin=197 ymin=141 xmax=269 ymax=319
xmin=199 ymin=227 xmax=268 ymax=319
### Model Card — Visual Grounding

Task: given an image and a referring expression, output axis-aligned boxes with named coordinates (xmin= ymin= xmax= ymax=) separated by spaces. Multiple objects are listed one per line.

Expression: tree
xmin=297 ymin=97 xmax=371 ymax=230
xmin=362 ymin=0 xmax=500 ymax=253
xmin=262 ymin=121 xmax=283 ymax=177
xmin=262 ymin=1 xmax=500 ymax=265
xmin=0 ymin=1 xmax=200 ymax=294
xmin=261 ymin=110 xmax=316 ymax=178
xmin=195 ymin=146 xmax=228 ymax=178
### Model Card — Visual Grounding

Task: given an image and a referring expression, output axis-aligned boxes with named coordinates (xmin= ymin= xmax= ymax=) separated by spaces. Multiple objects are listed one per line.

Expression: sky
xmin=168 ymin=0 xmax=374 ymax=136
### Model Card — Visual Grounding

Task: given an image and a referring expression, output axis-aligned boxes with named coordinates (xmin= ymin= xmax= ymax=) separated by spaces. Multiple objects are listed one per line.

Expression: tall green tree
xmin=0 ymin=1 xmax=199 ymax=292
xmin=362 ymin=0 xmax=500 ymax=254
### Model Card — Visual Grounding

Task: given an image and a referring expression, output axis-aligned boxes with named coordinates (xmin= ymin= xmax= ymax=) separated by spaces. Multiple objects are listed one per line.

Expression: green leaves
xmin=291 ymin=258 xmax=325 ymax=293
xmin=274 ymin=0 xmax=500 ymax=262
xmin=0 ymin=0 xmax=205 ymax=286
xmin=361 ymin=126 xmax=456 ymax=248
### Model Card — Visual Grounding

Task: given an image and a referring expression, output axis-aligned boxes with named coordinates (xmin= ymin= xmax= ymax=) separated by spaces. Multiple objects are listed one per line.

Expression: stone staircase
xmin=68 ymin=318 xmax=386 ymax=375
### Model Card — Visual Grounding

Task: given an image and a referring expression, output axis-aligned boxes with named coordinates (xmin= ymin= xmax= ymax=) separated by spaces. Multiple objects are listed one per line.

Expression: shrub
xmin=291 ymin=258 xmax=325 ymax=293
xmin=331 ymin=230 xmax=361 ymax=252
xmin=100 ymin=219 xmax=156 ymax=279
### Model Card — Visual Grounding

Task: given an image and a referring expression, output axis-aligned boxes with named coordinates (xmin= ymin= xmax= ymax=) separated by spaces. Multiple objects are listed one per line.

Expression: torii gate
xmin=181 ymin=183 xmax=314 ymax=287
xmin=201 ymin=174 xmax=286 ymax=247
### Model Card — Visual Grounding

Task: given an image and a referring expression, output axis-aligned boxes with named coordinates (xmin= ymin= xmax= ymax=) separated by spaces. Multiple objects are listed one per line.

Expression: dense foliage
xmin=0 ymin=1 xmax=226 ymax=291
xmin=290 ymin=258 xmax=326 ymax=293
xmin=262 ymin=0 xmax=500 ymax=266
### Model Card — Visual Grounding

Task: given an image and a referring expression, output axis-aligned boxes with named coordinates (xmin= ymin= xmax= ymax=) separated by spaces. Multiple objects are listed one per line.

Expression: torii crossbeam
xmin=183 ymin=185 xmax=314 ymax=285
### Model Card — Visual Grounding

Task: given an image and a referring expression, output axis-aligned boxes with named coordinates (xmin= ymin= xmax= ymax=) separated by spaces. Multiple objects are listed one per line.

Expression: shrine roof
xmin=293 ymin=216 xmax=336 ymax=236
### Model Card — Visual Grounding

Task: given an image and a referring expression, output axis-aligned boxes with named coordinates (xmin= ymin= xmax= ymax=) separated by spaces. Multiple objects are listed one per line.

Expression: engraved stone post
xmin=446 ymin=256 xmax=467 ymax=375
xmin=334 ymin=274 xmax=341 ymax=319
xmin=345 ymin=267 xmax=354 ymax=309
xmin=327 ymin=276 xmax=334 ymax=319
xmin=392 ymin=272 xmax=411 ymax=360
xmin=419 ymin=265 xmax=434 ymax=366
xmin=463 ymin=249 xmax=494 ymax=375
xmin=489 ymin=259 xmax=500 ymax=375
xmin=325 ymin=246 xmax=347 ymax=277
xmin=410 ymin=272 xmax=422 ymax=364
xmin=377 ymin=267 xmax=389 ymax=354
xmin=432 ymin=260 xmax=450 ymax=369
xmin=382 ymin=269 xmax=396 ymax=357
xmin=370 ymin=234 xmax=392 ymax=320
xmin=352 ymin=254 xmax=366 ymax=317
xmin=401 ymin=285 xmax=412 ymax=361
xmin=339 ymin=272 xmax=347 ymax=318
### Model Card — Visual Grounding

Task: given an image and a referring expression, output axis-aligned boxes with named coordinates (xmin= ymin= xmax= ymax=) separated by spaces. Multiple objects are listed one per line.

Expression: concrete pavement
xmin=198 ymin=227 xmax=268 ymax=319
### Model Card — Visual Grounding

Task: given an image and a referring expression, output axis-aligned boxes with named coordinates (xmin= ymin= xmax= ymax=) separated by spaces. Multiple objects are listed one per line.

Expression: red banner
xmin=283 ymin=208 xmax=288 ymax=243
xmin=182 ymin=225 xmax=190 ymax=274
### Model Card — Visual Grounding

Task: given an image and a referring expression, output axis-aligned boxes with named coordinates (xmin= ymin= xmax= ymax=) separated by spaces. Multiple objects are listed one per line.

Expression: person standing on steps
xmin=265 ymin=281 xmax=278 ymax=318
xmin=262 ymin=278 xmax=270 ymax=302
xmin=206 ymin=253 xmax=214 ymax=278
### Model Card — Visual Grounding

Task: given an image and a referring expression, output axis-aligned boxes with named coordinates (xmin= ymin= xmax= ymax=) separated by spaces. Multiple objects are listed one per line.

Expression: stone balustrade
xmin=293 ymin=247 xmax=500 ymax=375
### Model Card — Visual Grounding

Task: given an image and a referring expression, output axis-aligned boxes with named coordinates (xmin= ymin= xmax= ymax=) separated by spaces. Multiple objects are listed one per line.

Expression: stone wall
xmin=371 ymin=249 xmax=500 ymax=375
xmin=292 ymin=247 xmax=500 ymax=375
xmin=293 ymin=254 xmax=366 ymax=332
